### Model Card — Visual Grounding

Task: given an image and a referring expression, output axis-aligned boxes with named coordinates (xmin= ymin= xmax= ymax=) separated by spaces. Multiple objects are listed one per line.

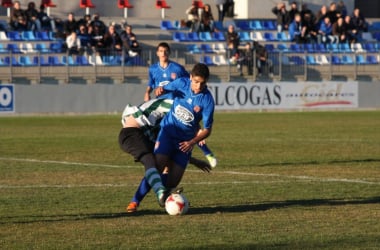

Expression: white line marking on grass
xmin=0 ymin=157 xmax=139 ymax=169
xmin=1 ymin=157 xmax=379 ymax=186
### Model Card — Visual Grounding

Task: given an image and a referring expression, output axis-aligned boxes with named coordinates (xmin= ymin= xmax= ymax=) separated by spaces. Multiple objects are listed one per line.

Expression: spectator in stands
xmin=185 ymin=3 xmax=200 ymax=32
xmin=317 ymin=16 xmax=336 ymax=44
xmin=103 ymin=25 xmax=123 ymax=56
xmin=300 ymin=3 xmax=315 ymax=24
xmin=224 ymin=0 xmax=235 ymax=18
xmin=237 ymin=42 xmax=253 ymax=76
xmin=332 ymin=17 xmax=347 ymax=43
xmin=303 ymin=12 xmax=318 ymax=44
xmin=77 ymin=14 xmax=92 ymax=28
xmin=38 ymin=4 xmax=54 ymax=31
xmin=200 ymin=4 xmax=215 ymax=32
xmin=344 ymin=15 xmax=359 ymax=43
xmin=63 ymin=13 xmax=78 ymax=38
xmin=351 ymin=8 xmax=368 ymax=34
xmin=288 ymin=13 xmax=307 ymax=43
xmin=25 ymin=1 xmax=41 ymax=31
xmin=214 ymin=0 xmax=226 ymax=22
xmin=66 ymin=31 xmax=81 ymax=56
xmin=315 ymin=5 xmax=328 ymax=30
xmin=226 ymin=24 xmax=240 ymax=63
xmin=90 ymin=13 xmax=106 ymax=36
xmin=90 ymin=24 xmax=106 ymax=55
xmin=253 ymin=41 xmax=273 ymax=77
xmin=336 ymin=0 xmax=347 ymax=18
xmin=77 ymin=24 xmax=92 ymax=55
xmin=272 ymin=2 xmax=289 ymax=32
xmin=120 ymin=24 xmax=141 ymax=57
xmin=327 ymin=2 xmax=339 ymax=24
xmin=10 ymin=1 xmax=27 ymax=31
xmin=287 ymin=1 xmax=299 ymax=25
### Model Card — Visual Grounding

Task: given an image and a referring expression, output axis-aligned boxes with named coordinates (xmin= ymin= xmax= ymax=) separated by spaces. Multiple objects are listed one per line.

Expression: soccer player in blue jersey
xmin=154 ymin=63 xmax=215 ymax=192
xmin=144 ymin=42 xmax=189 ymax=102
xmin=126 ymin=43 xmax=216 ymax=213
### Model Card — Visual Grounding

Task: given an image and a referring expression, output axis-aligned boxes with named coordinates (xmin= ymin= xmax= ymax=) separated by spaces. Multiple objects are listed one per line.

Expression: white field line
xmin=0 ymin=157 xmax=379 ymax=189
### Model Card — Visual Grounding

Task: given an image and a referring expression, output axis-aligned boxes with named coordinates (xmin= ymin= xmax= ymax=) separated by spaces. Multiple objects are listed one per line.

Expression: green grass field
xmin=1 ymin=111 xmax=380 ymax=249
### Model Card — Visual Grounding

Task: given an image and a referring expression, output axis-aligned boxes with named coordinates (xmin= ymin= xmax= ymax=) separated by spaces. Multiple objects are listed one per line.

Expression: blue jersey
xmin=148 ymin=61 xmax=190 ymax=99
xmin=160 ymin=77 xmax=215 ymax=141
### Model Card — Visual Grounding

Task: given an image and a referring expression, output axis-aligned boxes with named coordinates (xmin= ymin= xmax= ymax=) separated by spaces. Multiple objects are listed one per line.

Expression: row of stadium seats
xmin=0 ymin=42 xmax=65 ymax=54
xmin=173 ymin=30 xmax=380 ymax=43
xmin=0 ymin=54 xmax=146 ymax=67
xmin=0 ymin=31 xmax=60 ymax=41
xmin=185 ymin=42 xmax=380 ymax=54
xmin=163 ymin=19 xmax=380 ymax=34
xmin=198 ymin=53 xmax=380 ymax=66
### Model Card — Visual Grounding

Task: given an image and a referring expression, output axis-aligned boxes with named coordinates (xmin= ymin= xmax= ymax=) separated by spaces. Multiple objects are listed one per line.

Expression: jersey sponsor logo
xmin=159 ymin=80 xmax=170 ymax=87
xmin=193 ymin=105 xmax=201 ymax=113
xmin=173 ymin=104 xmax=194 ymax=126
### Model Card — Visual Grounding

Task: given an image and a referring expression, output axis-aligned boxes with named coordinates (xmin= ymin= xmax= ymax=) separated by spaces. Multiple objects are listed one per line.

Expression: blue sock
xmin=131 ymin=173 xmax=169 ymax=204
xmin=197 ymin=143 xmax=212 ymax=156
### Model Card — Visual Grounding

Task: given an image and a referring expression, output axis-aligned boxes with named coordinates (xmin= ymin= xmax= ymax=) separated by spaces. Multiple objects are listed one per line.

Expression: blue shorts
xmin=154 ymin=128 xmax=191 ymax=169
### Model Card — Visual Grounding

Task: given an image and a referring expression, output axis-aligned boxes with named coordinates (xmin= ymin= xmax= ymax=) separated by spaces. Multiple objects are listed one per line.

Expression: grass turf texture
xmin=0 ymin=111 xmax=379 ymax=249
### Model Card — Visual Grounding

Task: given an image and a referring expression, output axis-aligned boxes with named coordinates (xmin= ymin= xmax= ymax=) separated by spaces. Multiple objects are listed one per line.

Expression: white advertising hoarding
xmin=208 ymin=82 xmax=358 ymax=110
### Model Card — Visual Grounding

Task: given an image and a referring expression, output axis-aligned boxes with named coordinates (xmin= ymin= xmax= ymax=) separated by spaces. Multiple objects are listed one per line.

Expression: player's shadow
xmin=187 ymin=196 xmax=380 ymax=215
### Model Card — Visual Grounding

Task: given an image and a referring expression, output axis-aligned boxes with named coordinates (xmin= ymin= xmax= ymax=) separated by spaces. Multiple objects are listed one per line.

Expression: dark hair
xmin=191 ymin=63 xmax=210 ymax=81
xmin=156 ymin=42 xmax=171 ymax=53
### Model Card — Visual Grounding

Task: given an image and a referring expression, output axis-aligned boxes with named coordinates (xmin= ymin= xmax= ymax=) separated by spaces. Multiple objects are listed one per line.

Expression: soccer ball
xmin=165 ymin=193 xmax=189 ymax=215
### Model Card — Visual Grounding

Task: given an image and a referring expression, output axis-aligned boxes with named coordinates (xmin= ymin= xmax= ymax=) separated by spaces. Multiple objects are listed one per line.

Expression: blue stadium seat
xmin=187 ymin=44 xmax=201 ymax=54
xmin=326 ymin=43 xmax=339 ymax=52
xmin=304 ymin=43 xmax=315 ymax=53
xmin=355 ymin=54 xmax=366 ymax=64
xmin=212 ymin=31 xmax=225 ymax=41
xmin=199 ymin=32 xmax=214 ymax=42
xmin=200 ymin=44 xmax=214 ymax=53
xmin=238 ymin=31 xmax=250 ymax=42
xmin=172 ymin=32 xmax=188 ymax=42
xmin=264 ymin=32 xmax=276 ymax=41
xmin=61 ymin=55 xmax=75 ymax=65
xmin=160 ymin=20 xmax=177 ymax=30
xmin=187 ymin=32 xmax=201 ymax=42
xmin=363 ymin=43 xmax=377 ymax=52
xmin=249 ymin=20 xmax=263 ymax=30
xmin=315 ymin=43 xmax=327 ymax=53
xmin=213 ymin=21 xmax=225 ymax=32
xmin=7 ymin=31 xmax=22 ymax=41
xmin=48 ymin=56 xmax=64 ymax=66
xmin=102 ymin=55 xmax=122 ymax=66
xmin=49 ymin=42 xmax=64 ymax=53
xmin=235 ymin=20 xmax=250 ymax=31
xmin=289 ymin=43 xmax=304 ymax=52
xmin=200 ymin=55 xmax=215 ymax=66
xmin=306 ymin=55 xmax=317 ymax=65
xmin=262 ymin=20 xmax=276 ymax=30
xmin=339 ymin=43 xmax=351 ymax=53
xmin=264 ymin=44 xmax=275 ymax=52
xmin=276 ymin=32 xmax=289 ymax=41
xmin=35 ymin=31 xmax=51 ymax=41
xmin=4 ymin=56 xmax=21 ymax=66
xmin=35 ymin=43 xmax=49 ymax=53
xmin=22 ymin=31 xmax=36 ymax=40
xmin=19 ymin=55 xmax=36 ymax=66
xmin=0 ymin=43 xmax=7 ymax=53
xmin=76 ymin=55 xmax=90 ymax=65
xmin=33 ymin=56 xmax=50 ymax=66
xmin=6 ymin=43 xmax=22 ymax=53
xmin=341 ymin=54 xmax=354 ymax=64
xmin=366 ymin=55 xmax=378 ymax=64
xmin=276 ymin=43 xmax=289 ymax=52
xmin=289 ymin=55 xmax=305 ymax=65
xmin=331 ymin=55 xmax=342 ymax=65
